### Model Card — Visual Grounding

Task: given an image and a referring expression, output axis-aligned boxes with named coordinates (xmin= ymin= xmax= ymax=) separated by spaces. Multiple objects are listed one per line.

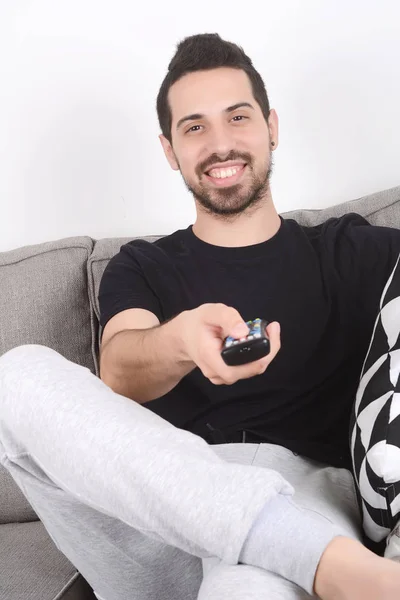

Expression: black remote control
xmin=221 ymin=318 xmax=270 ymax=366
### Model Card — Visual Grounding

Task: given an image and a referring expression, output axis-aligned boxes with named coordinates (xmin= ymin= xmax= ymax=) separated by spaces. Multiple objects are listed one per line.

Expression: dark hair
xmin=156 ymin=33 xmax=271 ymax=144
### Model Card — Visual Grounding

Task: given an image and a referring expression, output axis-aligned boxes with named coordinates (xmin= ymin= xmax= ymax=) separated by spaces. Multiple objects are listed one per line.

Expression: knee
xmin=198 ymin=562 xmax=307 ymax=600
xmin=197 ymin=563 xmax=259 ymax=600
xmin=0 ymin=344 xmax=58 ymax=362
xmin=0 ymin=345 xmax=61 ymax=384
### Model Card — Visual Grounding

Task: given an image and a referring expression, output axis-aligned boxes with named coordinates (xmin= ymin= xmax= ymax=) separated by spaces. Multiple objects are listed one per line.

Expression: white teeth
xmin=208 ymin=165 xmax=243 ymax=179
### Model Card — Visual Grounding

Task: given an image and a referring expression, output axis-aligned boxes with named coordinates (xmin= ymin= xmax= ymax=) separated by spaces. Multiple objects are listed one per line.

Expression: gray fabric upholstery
xmin=0 ymin=236 xmax=97 ymax=374
xmin=282 ymin=183 xmax=400 ymax=226
xmin=0 ymin=521 xmax=94 ymax=600
xmin=0 ymin=467 xmax=38 ymax=524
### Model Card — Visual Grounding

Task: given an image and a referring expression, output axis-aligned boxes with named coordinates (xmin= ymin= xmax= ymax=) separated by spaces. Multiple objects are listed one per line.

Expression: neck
xmin=192 ymin=196 xmax=281 ymax=248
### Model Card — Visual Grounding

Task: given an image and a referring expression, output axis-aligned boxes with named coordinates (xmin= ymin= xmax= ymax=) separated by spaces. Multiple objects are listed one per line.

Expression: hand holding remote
xmin=221 ymin=317 xmax=270 ymax=366
xmin=180 ymin=303 xmax=281 ymax=386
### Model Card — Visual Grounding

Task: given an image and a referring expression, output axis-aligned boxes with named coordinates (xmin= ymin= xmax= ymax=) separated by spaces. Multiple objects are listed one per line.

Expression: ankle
xmin=313 ymin=536 xmax=376 ymax=599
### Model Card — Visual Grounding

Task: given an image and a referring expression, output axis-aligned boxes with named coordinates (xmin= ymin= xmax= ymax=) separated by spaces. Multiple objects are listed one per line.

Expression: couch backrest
xmin=0 ymin=236 xmax=97 ymax=374
xmin=1 ymin=183 xmax=400 ymax=524
xmin=282 ymin=183 xmax=400 ymax=227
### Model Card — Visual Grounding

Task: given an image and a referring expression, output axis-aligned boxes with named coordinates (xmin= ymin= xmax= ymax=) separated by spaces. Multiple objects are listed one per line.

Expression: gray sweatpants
xmin=0 ymin=345 xmax=362 ymax=600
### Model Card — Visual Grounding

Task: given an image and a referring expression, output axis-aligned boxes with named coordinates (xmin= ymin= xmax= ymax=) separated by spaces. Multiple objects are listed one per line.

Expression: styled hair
xmin=156 ymin=33 xmax=271 ymax=144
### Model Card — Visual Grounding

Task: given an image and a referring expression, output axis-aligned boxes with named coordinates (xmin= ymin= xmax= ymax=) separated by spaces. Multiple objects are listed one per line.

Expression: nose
xmin=206 ymin=123 xmax=235 ymax=158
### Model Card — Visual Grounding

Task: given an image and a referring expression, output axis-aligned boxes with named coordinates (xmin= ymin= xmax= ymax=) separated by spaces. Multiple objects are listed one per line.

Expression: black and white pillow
xmin=351 ymin=252 xmax=400 ymax=551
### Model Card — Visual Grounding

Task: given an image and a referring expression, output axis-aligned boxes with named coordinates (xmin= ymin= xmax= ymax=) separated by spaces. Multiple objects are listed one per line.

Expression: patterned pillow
xmin=351 ymin=253 xmax=400 ymax=554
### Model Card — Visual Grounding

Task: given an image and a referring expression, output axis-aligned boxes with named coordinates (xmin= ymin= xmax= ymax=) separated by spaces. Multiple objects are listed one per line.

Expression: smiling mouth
xmin=204 ymin=164 xmax=247 ymax=187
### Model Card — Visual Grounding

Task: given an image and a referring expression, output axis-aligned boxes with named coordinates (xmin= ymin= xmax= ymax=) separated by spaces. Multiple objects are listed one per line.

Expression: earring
xmin=271 ymin=141 xmax=275 ymax=146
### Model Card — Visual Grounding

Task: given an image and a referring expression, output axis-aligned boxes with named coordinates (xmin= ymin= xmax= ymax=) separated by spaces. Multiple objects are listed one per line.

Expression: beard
xmin=179 ymin=150 xmax=274 ymax=218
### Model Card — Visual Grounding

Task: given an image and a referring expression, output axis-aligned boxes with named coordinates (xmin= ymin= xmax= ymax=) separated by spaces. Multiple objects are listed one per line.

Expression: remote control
xmin=221 ymin=318 xmax=270 ymax=366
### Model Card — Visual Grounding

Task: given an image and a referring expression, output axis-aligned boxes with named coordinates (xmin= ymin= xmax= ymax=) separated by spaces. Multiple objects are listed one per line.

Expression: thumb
xmin=230 ymin=321 xmax=250 ymax=339
xmin=205 ymin=304 xmax=249 ymax=339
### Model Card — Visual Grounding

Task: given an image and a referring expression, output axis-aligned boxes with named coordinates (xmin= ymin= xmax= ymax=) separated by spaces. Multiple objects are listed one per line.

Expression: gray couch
xmin=1 ymin=183 xmax=400 ymax=600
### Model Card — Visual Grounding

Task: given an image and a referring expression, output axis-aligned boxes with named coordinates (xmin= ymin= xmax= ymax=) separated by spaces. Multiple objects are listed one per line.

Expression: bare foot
xmin=314 ymin=536 xmax=400 ymax=599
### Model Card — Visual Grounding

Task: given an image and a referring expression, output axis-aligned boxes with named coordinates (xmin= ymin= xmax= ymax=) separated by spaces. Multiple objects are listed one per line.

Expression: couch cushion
xmin=0 ymin=235 xmax=96 ymax=372
xmin=0 ymin=236 xmax=97 ymax=524
xmin=0 ymin=521 xmax=95 ymax=600
xmin=0 ymin=466 xmax=37 ymax=524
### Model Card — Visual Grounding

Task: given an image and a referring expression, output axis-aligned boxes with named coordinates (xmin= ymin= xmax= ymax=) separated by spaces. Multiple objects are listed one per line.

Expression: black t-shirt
xmin=98 ymin=213 xmax=400 ymax=470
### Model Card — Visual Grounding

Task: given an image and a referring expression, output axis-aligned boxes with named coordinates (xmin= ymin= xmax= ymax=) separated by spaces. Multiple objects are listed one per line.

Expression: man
xmin=2 ymin=32 xmax=400 ymax=600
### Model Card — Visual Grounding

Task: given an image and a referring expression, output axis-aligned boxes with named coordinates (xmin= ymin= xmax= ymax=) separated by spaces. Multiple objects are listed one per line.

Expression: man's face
xmin=161 ymin=67 xmax=276 ymax=217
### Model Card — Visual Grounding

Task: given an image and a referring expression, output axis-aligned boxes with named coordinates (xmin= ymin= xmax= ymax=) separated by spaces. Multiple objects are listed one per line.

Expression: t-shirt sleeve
xmin=98 ymin=241 xmax=163 ymax=342
xmin=319 ymin=212 xmax=400 ymax=309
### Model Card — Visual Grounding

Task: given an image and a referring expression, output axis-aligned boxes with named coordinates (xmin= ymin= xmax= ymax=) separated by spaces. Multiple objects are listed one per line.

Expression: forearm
xmin=99 ymin=312 xmax=195 ymax=403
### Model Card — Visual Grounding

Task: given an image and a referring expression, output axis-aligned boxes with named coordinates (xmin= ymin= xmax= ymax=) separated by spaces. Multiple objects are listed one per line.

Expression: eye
xmin=185 ymin=115 xmax=248 ymax=134
xmin=185 ymin=124 xmax=202 ymax=134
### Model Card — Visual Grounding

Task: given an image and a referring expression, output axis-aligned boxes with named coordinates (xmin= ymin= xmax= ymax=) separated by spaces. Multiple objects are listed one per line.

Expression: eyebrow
xmin=176 ymin=102 xmax=255 ymax=131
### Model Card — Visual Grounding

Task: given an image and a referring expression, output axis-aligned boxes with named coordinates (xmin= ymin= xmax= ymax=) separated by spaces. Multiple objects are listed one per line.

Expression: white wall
xmin=1 ymin=0 xmax=399 ymax=252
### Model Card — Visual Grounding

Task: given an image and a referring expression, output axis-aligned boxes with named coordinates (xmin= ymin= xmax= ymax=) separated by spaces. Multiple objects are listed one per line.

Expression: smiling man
xmin=98 ymin=33 xmax=400 ymax=599
xmin=3 ymin=32 xmax=400 ymax=600
xmin=164 ymin=75 xmax=274 ymax=219
xmin=158 ymin=57 xmax=279 ymax=249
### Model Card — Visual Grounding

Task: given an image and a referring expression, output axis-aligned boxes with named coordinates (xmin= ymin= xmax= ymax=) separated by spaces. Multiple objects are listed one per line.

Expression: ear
xmin=159 ymin=134 xmax=180 ymax=171
xmin=268 ymin=109 xmax=279 ymax=150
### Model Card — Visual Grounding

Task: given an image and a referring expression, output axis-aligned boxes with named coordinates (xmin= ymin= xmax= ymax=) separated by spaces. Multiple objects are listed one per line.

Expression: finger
xmin=203 ymin=303 xmax=249 ymax=339
xmin=208 ymin=376 xmax=225 ymax=385
xmin=265 ymin=321 xmax=281 ymax=359
xmin=217 ymin=355 xmax=268 ymax=382
xmin=201 ymin=360 xmax=229 ymax=384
